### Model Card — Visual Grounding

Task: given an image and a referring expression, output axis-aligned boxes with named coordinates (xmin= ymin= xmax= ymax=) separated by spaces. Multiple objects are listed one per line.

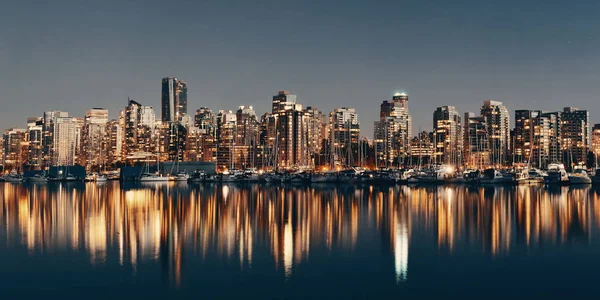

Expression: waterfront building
xmin=329 ymin=107 xmax=360 ymax=168
xmin=42 ymin=110 xmax=68 ymax=167
xmin=216 ymin=110 xmax=237 ymax=170
xmin=161 ymin=77 xmax=188 ymax=122
xmin=2 ymin=128 xmax=26 ymax=171
xmin=480 ymin=100 xmax=510 ymax=166
xmin=433 ymin=106 xmax=462 ymax=165
xmin=105 ymin=119 xmax=122 ymax=166
xmin=26 ymin=118 xmax=44 ymax=169
xmin=592 ymin=124 xmax=600 ymax=161
xmin=463 ymin=113 xmax=490 ymax=168
xmin=374 ymin=93 xmax=412 ymax=168
xmin=561 ymin=107 xmax=589 ymax=168
xmin=80 ymin=108 xmax=109 ymax=170
xmin=53 ymin=116 xmax=79 ymax=166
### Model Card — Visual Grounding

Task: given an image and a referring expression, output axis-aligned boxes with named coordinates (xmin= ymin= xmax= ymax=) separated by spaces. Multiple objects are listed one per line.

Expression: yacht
xmin=592 ymin=169 xmax=600 ymax=185
xmin=170 ymin=170 xmax=190 ymax=182
xmin=4 ymin=171 xmax=24 ymax=183
xmin=263 ymin=172 xmax=281 ymax=183
xmin=221 ymin=170 xmax=244 ymax=183
xmin=28 ymin=173 xmax=49 ymax=183
xmin=568 ymin=166 xmax=592 ymax=185
xmin=515 ymin=168 xmax=546 ymax=185
xmin=544 ymin=164 xmax=569 ymax=185
xmin=96 ymin=174 xmax=108 ymax=183
xmin=311 ymin=171 xmax=338 ymax=183
xmin=139 ymin=172 xmax=169 ymax=182
xmin=480 ymin=169 xmax=513 ymax=184
xmin=243 ymin=169 xmax=262 ymax=182
xmin=188 ymin=170 xmax=207 ymax=183
xmin=464 ymin=169 xmax=482 ymax=184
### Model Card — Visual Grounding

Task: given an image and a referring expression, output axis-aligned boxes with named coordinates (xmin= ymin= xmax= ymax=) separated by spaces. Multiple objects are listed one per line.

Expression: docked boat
xmin=464 ymin=169 xmax=482 ymax=184
xmin=170 ymin=170 xmax=190 ymax=182
xmin=96 ymin=174 xmax=108 ymax=182
xmin=188 ymin=170 xmax=207 ymax=183
xmin=28 ymin=173 xmax=49 ymax=183
xmin=480 ymin=169 xmax=513 ymax=184
xmin=311 ymin=171 xmax=339 ymax=183
xmin=4 ymin=171 xmax=24 ymax=183
xmin=243 ymin=169 xmax=262 ymax=182
xmin=544 ymin=163 xmax=569 ymax=185
xmin=568 ymin=167 xmax=592 ymax=185
xmin=139 ymin=172 xmax=169 ymax=182
xmin=221 ymin=170 xmax=244 ymax=183
xmin=593 ymin=169 xmax=600 ymax=185
xmin=515 ymin=168 xmax=546 ymax=185
xmin=263 ymin=173 xmax=281 ymax=183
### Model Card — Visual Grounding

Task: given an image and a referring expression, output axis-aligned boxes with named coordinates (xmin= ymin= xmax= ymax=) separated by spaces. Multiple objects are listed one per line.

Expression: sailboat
xmin=139 ymin=153 xmax=169 ymax=182
xmin=5 ymin=170 xmax=24 ymax=183
xmin=28 ymin=172 xmax=49 ymax=183
xmin=568 ymin=164 xmax=591 ymax=185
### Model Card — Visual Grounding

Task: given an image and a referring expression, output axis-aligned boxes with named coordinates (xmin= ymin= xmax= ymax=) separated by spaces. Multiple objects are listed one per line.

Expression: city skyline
xmin=2 ymin=0 xmax=600 ymax=136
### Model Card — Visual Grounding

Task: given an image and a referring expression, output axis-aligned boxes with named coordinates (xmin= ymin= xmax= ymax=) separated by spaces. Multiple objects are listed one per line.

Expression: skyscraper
xmin=105 ymin=119 xmax=122 ymax=166
xmin=561 ymin=107 xmax=589 ymax=168
xmin=122 ymin=99 xmax=155 ymax=159
xmin=329 ymin=107 xmax=360 ymax=168
xmin=53 ymin=116 xmax=79 ymax=166
xmin=2 ymin=128 xmax=26 ymax=171
xmin=270 ymin=91 xmax=308 ymax=169
xmin=81 ymin=108 xmax=108 ymax=169
xmin=236 ymin=106 xmax=259 ymax=168
xmin=194 ymin=107 xmax=217 ymax=162
xmin=463 ymin=113 xmax=490 ymax=168
xmin=480 ymin=100 xmax=510 ymax=166
xmin=433 ymin=106 xmax=462 ymax=165
xmin=26 ymin=118 xmax=44 ymax=168
xmin=216 ymin=110 xmax=237 ymax=170
xmin=513 ymin=110 xmax=561 ymax=169
xmin=42 ymin=110 xmax=68 ymax=167
xmin=161 ymin=77 xmax=188 ymax=123
xmin=374 ymin=93 xmax=412 ymax=168
xmin=592 ymin=124 xmax=600 ymax=161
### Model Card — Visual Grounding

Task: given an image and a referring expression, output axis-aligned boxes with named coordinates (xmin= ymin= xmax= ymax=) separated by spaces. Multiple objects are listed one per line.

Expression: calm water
xmin=1 ymin=182 xmax=600 ymax=298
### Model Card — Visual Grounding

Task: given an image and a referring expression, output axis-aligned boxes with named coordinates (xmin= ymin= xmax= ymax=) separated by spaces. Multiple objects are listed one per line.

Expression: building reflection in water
xmin=0 ymin=182 xmax=598 ymax=286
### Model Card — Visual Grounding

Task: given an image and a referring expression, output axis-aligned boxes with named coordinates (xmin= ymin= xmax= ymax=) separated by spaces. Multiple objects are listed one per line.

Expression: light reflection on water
xmin=1 ymin=182 xmax=599 ymax=296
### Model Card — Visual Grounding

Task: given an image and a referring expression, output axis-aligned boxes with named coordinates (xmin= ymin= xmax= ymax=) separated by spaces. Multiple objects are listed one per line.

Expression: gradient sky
xmin=1 ymin=0 xmax=600 ymax=137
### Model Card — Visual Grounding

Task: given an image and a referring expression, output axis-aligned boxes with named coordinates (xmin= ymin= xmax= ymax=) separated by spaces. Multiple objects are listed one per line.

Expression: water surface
xmin=1 ymin=182 xmax=599 ymax=298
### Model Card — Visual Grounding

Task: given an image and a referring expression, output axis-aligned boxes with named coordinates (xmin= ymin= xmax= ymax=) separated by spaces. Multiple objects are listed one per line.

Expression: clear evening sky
xmin=1 ymin=0 xmax=599 ymax=137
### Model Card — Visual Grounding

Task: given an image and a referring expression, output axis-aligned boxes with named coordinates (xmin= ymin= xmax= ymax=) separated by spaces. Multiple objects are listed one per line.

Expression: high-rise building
xmin=304 ymin=106 xmax=327 ymax=167
xmin=122 ymin=99 xmax=155 ymax=159
xmin=270 ymin=91 xmax=309 ymax=169
xmin=480 ymin=100 xmax=510 ymax=166
xmin=161 ymin=77 xmax=187 ymax=122
xmin=513 ymin=110 xmax=562 ymax=169
xmin=329 ymin=107 xmax=360 ymax=168
xmin=592 ymin=124 xmax=600 ymax=161
xmin=53 ymin=116 xmax=79 ymax=166
xmin=410 ymin=131 xmax=434 ymax=166
xmin=194 ymin=107 xmax=217 ymax=162
xmin=105 ymin=119 xmax=122 ymax=166
xmin=236 ymin=106 xmax=259 ymax=169
xmin=561 ymin=107 xmax=590 ymax=168
xmin=26 ymin=118 xmax=44 ymax=168
xmin=42 ymin=110 xmax=68 ymax=167
xmin=463 ymin=113 xmax=490 ymax=168
xmin=80 ymin=108 xmax=109 ymax=169
xmin=2 ymin=128 xmax=26 ymax=171
xmin=433 ymin=106 xmax=462 ymax=165
xmin=216 ymin=110 xmax=237 ymax=170
xmin=374 ymin=93 xmax=412 ymax=168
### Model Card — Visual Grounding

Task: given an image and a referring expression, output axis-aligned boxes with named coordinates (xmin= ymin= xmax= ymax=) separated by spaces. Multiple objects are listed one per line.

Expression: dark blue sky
xmin=1 ymin=0 xmax=599 ymax=137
